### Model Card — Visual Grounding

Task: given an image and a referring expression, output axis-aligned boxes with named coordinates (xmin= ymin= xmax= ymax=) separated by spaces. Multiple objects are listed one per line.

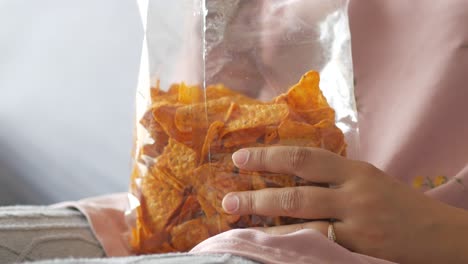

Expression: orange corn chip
xmin=194 ymin=163 xmax=249 ymax=224
xmin=199 ymin=121 xmax=224 ymax=165
xmin=224 ymin=104 xmax=289 ymax=134
xmin=196 ymin=193 xmax=218 ymax=218
xmin=224 ymin=102 xmax=239 ymax=122
xmin=246 ymin=169 xmax=299 ymax=190
xmin=261 ymin=173 xmax=296 ymax=188
xmin=178 ymin=83 xmax=203 ymax=104
xmin=168 ymin=195 xmax=202 ymax=228
xmin=273 ymin=93 xmax=287 ymax=104
xmin=278 ymin=119 xmax=321 ymax=147
xmin=140 ymin=174 xmax=185 ymax=234
xmin=174 ymin=97 xmax=232 ymax=132
xmin=202 ymin=215 xmax=231 ymax=235
xmin=170 ymin=218 xmax=210 ymax=251
xmin=206 ymin=152 xmax=236 ymax=165
xmin=140 ymin=108 xmax=164 ymax=138
xmin=252 ymin=172 xmax=267 ymax=190
xmin=206 ymin=84 xmax=260 ymax=104
xmin=205 ymin=84 xmax=239 ymax=99
xmin=295 ymin=107 xmax=336 ymax=125
xmin=246 ymin=169 xmax=295 ymax=189
xmin=156 ymin=138 xmax=197 ymax=186
xmin=286 ymin=71 xmax=329 ymax=111
xmin=151 ymin=83 xmax=180 ymax=106
xmin=168 ymin=83 xmax=180 ymax=95
xmin=315 ymin=119 xmax=347 ymax=155
xmin=153 ymin=104 xmax=191 ymax=144
xmin=151 ymin=166 xmax=184 ymax=192
xmin=141 ymin=142 xmax=160 ymax=159
xmin=264 ymin=126 xmax=279 ymax=144
xmin=133 ymin=217 xmax=176 ymax=254
xmin=153 ymin=131 xmax=170 ymax=154
xmin=140 ymin=130 xmax=170 ymax=159
xmin=222 ymin=128 xmax=265 ymax=149
xmin=132 ymin=217 xmax=164 ymax=254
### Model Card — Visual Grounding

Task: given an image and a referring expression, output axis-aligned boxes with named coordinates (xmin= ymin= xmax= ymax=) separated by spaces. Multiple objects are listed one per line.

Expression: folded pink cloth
xmin=53 ymin=193 xmax=131 ymax=257
xmin=57 ymin=1 xmax=468 ymax=263
xmin=191 ymin=229 xmax=394 ymax=264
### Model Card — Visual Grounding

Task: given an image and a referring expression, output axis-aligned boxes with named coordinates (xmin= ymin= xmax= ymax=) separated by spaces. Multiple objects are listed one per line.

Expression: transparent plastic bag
xmin=128 ymin=0 xmax=357 ymax=254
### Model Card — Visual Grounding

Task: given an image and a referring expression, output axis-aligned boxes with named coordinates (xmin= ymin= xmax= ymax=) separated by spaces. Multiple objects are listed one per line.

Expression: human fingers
xmin=222 ymin=186 xmax=342 ymax=219
xmin=232 ymin=146 xmax=349 ymax=184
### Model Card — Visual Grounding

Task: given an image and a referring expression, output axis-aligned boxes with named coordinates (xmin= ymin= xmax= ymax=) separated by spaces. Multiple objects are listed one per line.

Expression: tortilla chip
xmin=295 ymin=107 xmax=336 ymax=125
xmin=248 ymin=171 xmax=267 ymax=190
xmin=224 ymin=104 xmax=289 ymax=134
xmin=153 ymin=104 xmax=191 ymax=143
xmin=197 ymin=194 xmax=218 ymax=218
xmin=150 ymin=166 xmax=184 ymax=192
xmin=178 ymin=83 xmax=202 ymax=104
xmin=264 ymin=126 xmax=279 ymax=144
xmin=193 ymin=163 xmax=249 ymax=224
xmin=224 ymin=102 xmax=239 ymax=122
xmin=174 ymin=97 xmax=232 ymax=132
xmin=141 ymin=107 xmax=163 ymax=134
xmin=132 ymin=217 xmax=165 ymax=254
xmin=140 ymin=130 xmax=170 ymax=159
xmin=141 ymin=142 xmax=160 ymax=159
xmin=261 ymin=173 xmax=296 ymax=188
xmin=273 ymin=93 xmax=287 ymax=104
xmin=150 ymin=83 xmax=180 ymax=106
xmin=168 ymin=83 xmax=180 ymax=95
xmin=205 ymin=84 xmax=239 ymax=99
xmin=170 ymin=218 xmax=210 ymax=251
xmin=156 ymin=138 xmax=197 ymax=185
xmin=199 ymin=121 xmax=224 ymax=165
xmin=202 ymin=215 xmax=231 ymax=235
xmin=286 ymin=71 xmax=329 ymax=111
xmin=206 ymin=84 xmax=261 ymax=104
xmin=246 ymin=169 xmax=296 ymax=189
xmin=222 ymin=128 xmax=265 ymax=149
xmin=277 ymin=119 xmax=321 ymax=147
xmin=315 ymin=119 xmax=347 ymax=155
xmin=140 ymin=174 xmax=185 ymax=234
xmin=169 ymin=195 xmax=202 ymax=227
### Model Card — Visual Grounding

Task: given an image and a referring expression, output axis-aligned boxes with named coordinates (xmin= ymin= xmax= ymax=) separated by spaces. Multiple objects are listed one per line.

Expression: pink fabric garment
xmin=56 ymin=0 xmax=468 ymax=263
xmin=53 ymin=193 xmax=132 ymax=257
xmin=348 ymin=0 xmax=468 ymax=208
xmin=191 ymin=229 xmax=394 ymax=264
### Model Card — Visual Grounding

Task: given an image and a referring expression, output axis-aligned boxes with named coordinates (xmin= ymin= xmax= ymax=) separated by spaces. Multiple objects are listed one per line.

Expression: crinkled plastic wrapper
xmin=127 ymin=0 xmax=358 ymax=254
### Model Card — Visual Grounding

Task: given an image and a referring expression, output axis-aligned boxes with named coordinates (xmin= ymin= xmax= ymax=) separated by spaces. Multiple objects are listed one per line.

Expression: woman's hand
xmin=221 ymin=147 xmax=468 ymax=264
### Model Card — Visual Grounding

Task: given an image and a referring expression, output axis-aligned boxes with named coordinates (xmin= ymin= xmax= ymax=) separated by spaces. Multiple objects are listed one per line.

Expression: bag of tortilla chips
xmin=128 ymin=0 xmax=358 ymax=253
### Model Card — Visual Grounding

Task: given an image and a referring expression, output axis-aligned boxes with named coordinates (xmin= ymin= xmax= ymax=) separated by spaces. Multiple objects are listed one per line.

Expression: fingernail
xmin=232 ymin=150 xmax=249 ymax=167
xmin=222 ymin=194 xmax=239 ymax=213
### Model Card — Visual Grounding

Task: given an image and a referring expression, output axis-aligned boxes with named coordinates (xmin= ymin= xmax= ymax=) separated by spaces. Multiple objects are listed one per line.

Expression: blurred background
xmin=0 ymin=0 xmax=143 ymax=205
